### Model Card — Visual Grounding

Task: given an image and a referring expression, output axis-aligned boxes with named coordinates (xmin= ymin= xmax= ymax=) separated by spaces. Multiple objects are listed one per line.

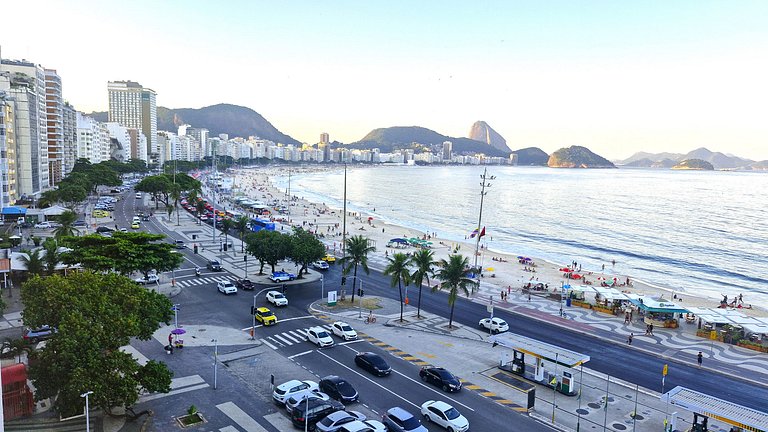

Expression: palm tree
xmin=18 ymin=248 xmax=45 ymax=277
xmin=234 ymin=215 xmax=250 ymax=252
xmin=410 ymin=248 xmax=436 ymax=318
xmin=338 ymin=235 xmax=376 ymax=303
xmin=433 ymin=254 xmax=477 ymax=328
xmin=53 ymin=210 xmax=79 ymax=239
xmin=42 ymin=239 xmax=63 ymax=276
xmin=383 ymin=252 xmax=412 ymax=322
xmin=220 ymin=218 xmax=234 ymax=250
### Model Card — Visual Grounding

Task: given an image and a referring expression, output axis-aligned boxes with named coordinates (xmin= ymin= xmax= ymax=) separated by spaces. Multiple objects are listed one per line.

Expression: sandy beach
xmin=221 ymin=166 xmax=767 ymax=318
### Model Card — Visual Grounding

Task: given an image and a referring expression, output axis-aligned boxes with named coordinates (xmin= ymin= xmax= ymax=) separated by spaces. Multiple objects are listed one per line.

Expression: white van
xmin=132 ymin=216 xmax=141 ymax=224
xmin=135 ymin=193 xmax=142 ymax=199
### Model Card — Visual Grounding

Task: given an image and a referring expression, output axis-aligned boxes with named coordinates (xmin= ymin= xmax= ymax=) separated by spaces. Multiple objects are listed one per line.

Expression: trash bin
xmin=566 ymin=298 xmax=572 ymax=307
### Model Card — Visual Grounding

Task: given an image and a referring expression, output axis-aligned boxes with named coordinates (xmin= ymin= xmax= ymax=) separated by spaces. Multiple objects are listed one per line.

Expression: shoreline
xmin=223 ymin=165 xmax=767 ymax=317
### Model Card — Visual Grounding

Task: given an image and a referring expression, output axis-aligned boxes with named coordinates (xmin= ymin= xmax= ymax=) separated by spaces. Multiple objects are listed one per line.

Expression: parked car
xmin=217 ymin=281 xmax=237 ymax=295
xmin=382 ymin=407 xmax=428 ymax=432
xmin=254 ymin=307 xmax=277 ymax=326
xmin=337 ymin=420 xmax=387 ymax=432
xmin=135 ymin=274 xmax=159 ymax=284
xmin=312 ymin=260 xmax=330 ymax=270
xmin=269 ymin=271 xmax=296 ymax=282
xmin=73 ymin=220 xmax=87 ymax=227
xmin=285 ymin=391 xmax=330 ymax=416
xmin=34 ymin=221 xmax=53 ymax=229
xmin=331 ymin=321 xmax=358 ymax=341
xmin=207 ymin=260 xmax=222 ymax=271
xmin=266 ymin=290 xmax=288 ymax=306
xmin=354 ymin=352 xmax=391 ymax=376
xmin=92 ymin=210 xmax=110 ymax=218
xmin=235 ymin=279 xmax=254 ymax=290
xmin=173 ymin=240 xmax=185 ymax=249
xmin=307 ymin=326 xmax=334 ymax=348
xmin=135 ymin=193 xmax=142 ymax=199
xmin=273 ymin=379 xmax=319 ymax=405
xmin=96 ymin=226 xmax=114 ymax=233
xmin=319 ymin=375 xmax=359 ymax=404
xmin=419 ymin=367 xmax=462 ymax=392
xmin=316 ymin=410 xmax=366 ymax=432
xmin=23 ymin=326 xmax=57 ymax=343
xmin=478 ymin=317 xmax=509 ymax=334
xmin=290 ymin=398 xmax=344 ymax=430
xmin=420 ymin=400 xmax=469 ymax=432
xmin=321 ymin=254 xmax=337 ymax=263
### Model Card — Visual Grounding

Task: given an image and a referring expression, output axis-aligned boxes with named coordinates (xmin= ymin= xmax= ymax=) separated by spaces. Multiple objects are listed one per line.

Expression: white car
xmin=272 ymin=379 xmax=319 ymax=405
xmin=135 ymin=274 xmax=159 ymax=284
xmin=337 ymin=420 xmax=387 ymax=432
xmin=266 ymin=290 xmax=288 ymax=307
xmin=217 ymin=281 xmax=238 ymax=295
xmin=315 ymin=411 xmax=367 ymax=432
xmin=34 ymin=221 xmax=53 ymax=229
xmin=307 ymin=326 xmax=334 ymax=348
xmin=479 ymin=317 xmax=509 ymax=334
xmin=420 ymin=400 xmax=469 ymax=432
xmin=312 ymin=260 xmax=330 ymax=270
xmin=331 ymin=321 xmax=358 ymax=341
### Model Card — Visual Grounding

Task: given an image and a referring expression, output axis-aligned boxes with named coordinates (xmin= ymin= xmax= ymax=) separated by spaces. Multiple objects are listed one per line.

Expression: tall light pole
xmin=473 ymin=168 xmax=494 ymax=273
xmin=173 ymin=303 xmax=180 ymax=329
xmin=211 ymin=144 xmax=217 ymax=245
xmin=81 ymin=390 xmax=93 ymax=432
xmin=212 ymin=339 xmax=218 ymax=390
xmin=320 ymin=275 xmax=324 ymax=302
xmin=341 ymin=163 xmax=347 ymax=299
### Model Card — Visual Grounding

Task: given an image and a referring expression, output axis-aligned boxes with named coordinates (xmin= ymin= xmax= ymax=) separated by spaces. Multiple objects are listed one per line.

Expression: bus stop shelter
xmin=661 ymin=386 xmax=768 ymax=432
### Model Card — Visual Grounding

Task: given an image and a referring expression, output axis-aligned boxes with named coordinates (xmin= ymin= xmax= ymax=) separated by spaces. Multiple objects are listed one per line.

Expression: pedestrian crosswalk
xmin=261 ymin=323 xmax=345 ymax=350
xmin=176 ymin=274 xmax=238 ymax=288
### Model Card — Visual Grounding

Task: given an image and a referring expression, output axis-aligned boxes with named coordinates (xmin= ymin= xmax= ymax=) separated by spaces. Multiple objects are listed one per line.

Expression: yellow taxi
xmin=131 ymin=221 xmax=140 ymax=229
xmin=321 ymin=254 xmax=336 ymax=263
xmin=254 ymin=307 xmax=277 ymax=326
xmin=93 ymin=210 xmax=110 ymax=218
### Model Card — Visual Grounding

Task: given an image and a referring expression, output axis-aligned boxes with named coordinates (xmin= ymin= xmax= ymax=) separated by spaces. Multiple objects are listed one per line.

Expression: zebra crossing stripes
xmin=176 ymin=275 xmax=237 ymax=287
xmin=263 ymin=324 xmax=338 ymax=348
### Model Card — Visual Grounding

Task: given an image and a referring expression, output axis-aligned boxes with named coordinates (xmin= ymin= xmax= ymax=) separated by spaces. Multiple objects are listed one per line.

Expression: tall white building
xmin=106 ymin=122 xmax=132 ymax=162
xmin=76 ymin=112 xmax=110 ymax=164
xmin=44 ymin=69 xmax=64 ymax=186
xmin=108 ymin=81 xmax=157 ymax=164
xmin=0 ymin=72 xmax=19 ymax=207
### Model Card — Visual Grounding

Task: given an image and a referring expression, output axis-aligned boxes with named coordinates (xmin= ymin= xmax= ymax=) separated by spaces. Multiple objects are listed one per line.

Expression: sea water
xmin=273 ymin=165 xmax=768 ymax=309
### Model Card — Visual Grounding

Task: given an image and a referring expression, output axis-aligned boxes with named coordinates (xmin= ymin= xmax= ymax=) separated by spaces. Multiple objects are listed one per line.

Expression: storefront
xmin=630 ymin=296 xmax=688 ymax=329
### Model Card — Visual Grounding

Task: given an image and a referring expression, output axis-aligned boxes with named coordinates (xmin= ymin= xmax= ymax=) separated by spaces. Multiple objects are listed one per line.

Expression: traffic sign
xmin=662 ymin=364 xmax=668 ymax=376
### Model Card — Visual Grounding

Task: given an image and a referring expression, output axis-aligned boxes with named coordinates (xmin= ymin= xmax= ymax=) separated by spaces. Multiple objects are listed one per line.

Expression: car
xmin=321 ymin=254 xmax=337 ymax=263
xmin=307 ymin=326 xmax=334 ymax=348
xmin=120 ymin=227 xmax=128 ymax=232
xmin=132 ymin=216 xmax=141 ymax=224
xmin=269 ymin=271 xmax=296 ymax=282
xmin=234 ymin=279 xmax=254 ymax=290
xmin=34 ymin=221 xmax=53 ymax=229
xmin=266 ymin=290 xmax=288 ymax=306
xmin=331 ymin=321 xmax=358 ymax=341
xmin=290 ymin=398 xmax=344 ymax=431
xmin=420 ymin=400 xmax=469 ymax=432
xmin=23 ymin=326 xmax=57 ymax=343
xmin=337 ymin=420 xmax=387 ymax=432
xmin=419 ymin=367 xmax=462 ymax=392
xmin=141 ymin=214 xmax=150 ymax=221
xmin=254 ymin=307 xmax=277 ymax=326
xmin=285 ymin=391 xmax=331 ymax=416
xmin=354 ymin=352 xmax=391 ymax=376
xmin=316 ymin=410 xmax=366 ymax=432
xmin=217 ymin=281 xmax=237 ymax=295
xmin=319 ymin=375 xmax=358 ymax=404
xmin=135 ymin=274 xmax=159 ymax=284
xmin=273 ymin=379 xmax=319 ymax=405
xmin=95 ymin=226 xmax=114 ymax=233
xmin=478 ymin=317 xmax=509 ymax=334
xmin=135 ymin=193 xmax=142 ymax=199
xmin=173 ymin=240 xmax=185 ymax=249
xmin=312 ymin=260 xmax=330 ymax=270
xmin=207 ymin=260 xmax=222 ymax=271
xmin=73 ymin=220 xmax=87 ymax=227
xmin=92 ymin=210 xmax=110 ymax=218
xmin=382 ymin=407 xmax=428 ymax=432
xmin=131 ymin=222 xmax=140 ymax=229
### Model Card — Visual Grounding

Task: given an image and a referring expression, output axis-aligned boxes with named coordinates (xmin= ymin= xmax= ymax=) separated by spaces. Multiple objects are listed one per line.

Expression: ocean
xmin=272 ymin=165 xmax=768 ymax=309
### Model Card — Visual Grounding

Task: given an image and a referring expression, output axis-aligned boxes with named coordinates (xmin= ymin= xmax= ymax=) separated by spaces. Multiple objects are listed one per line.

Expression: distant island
xmin=548 ymin=146 xmax=615 ymax=168
xmin=672 ymin=159 xmax=714 ymax=170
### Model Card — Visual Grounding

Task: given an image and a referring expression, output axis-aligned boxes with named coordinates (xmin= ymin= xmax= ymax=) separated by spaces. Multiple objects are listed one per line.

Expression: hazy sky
xmin=2 ymin=0 xmax=767 ymax=160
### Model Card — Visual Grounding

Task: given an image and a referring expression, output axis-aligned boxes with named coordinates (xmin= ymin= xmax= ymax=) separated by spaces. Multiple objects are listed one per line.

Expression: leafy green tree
xmin=338 ymin=235 xmax=376 ymax=302
xmin=18 ymin=248 xmax=45 ymax=276
xmin=410 ymin=249 xmax=436 ymax=318
xmin=245 ymin=230 xmax=291 ymax=274
xmin=383 ymin=252 xmax=412 ymax=322
xmin=136 ymin=175 xmax=173 ymax=209
xmin=21 ymin=272 xmax=173 ymax=417
xmin=289 ymin=228 xmax=326 ymax=277
xmin=53 ymin=210 xmax=80 ymax=240
xmin=433 ymin=254 xmax=477 ymax=328
xmin=56 ymin=183 xmax=88 ymax=209
xmin=42 ymin=239 xmax=63 ymax=276
xmin=234 ymin=215 xmax=250 ymax=253
xmin=37 ymin=190 xmax=59 ymax=208
xmin=61 ymin=232 xmax=183 ymax=278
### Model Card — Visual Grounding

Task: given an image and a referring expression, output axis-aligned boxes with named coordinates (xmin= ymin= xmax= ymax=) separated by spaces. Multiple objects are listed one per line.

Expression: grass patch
xmin=324 ymin=296 xmax=382 ymax=311
xmin=176 ymin=413 xmax=205 ymax=428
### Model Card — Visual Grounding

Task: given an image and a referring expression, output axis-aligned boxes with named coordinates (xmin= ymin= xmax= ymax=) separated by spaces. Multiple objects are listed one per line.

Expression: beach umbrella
xmin=572 ymin=274 xmax=582 ymax=279
xmin=517 ymin=256 xmax=524 ymax=259
xmin=171 ymin=328 xmax=186 ymax=335
xmin=485 ymin=267 xmax=495 ymax=272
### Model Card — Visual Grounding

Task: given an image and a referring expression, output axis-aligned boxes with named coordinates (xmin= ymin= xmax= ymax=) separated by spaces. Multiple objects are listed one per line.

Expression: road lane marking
xmin=139 ymin=383 xmax=209 ymax=402
xmin=338 ymin=340 xmax=364 ymax=346
xmin=216 ymin=401 xmax=269 ymax=432
xmin=262 ymin=339 xmax=277 ymax=350
xmin=288 ymin=350 xmax=313 ymax=359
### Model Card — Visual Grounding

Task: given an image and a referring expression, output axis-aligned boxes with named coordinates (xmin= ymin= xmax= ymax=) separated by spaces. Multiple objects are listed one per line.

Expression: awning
xmin=1 ymin=206 xmax=27 ymax=216
xmin=629 ymin=296 xmax=689 ymax=314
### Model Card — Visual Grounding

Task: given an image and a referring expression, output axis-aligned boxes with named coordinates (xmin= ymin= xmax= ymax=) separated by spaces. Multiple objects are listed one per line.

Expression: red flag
xmin=479 ymin=227 xmax=486 ymax=238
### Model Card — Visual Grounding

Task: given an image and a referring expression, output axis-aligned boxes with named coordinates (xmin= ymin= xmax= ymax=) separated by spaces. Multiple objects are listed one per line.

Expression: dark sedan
xmin=235 ymin=279 xmax=254 ymax=290
xmin=419 ymin=367 xmax=461 ymax=392
xmin=207 ymin=260 xmax=222 ymax=271
xmin=354 ymin=352 xmax=391 ymax=377
xmin=319 ymin=375 xmax=359 ymax=403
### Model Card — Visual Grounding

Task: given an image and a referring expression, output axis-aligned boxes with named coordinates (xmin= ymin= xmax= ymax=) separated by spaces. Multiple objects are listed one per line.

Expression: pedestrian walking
xmin=648 ymin=323 xmax=654 ymax=335
xmin=624 ymin=312 xmax=630 ymax=324
xmin=697 ymin=351 xmax=703 ymax=367
xmin=528 ymin=292 xmax=531 ymax=302
xmin=627 ymin=333 xmax=633 ymax=345
xmin=168 ymin=333 xmax=173 ymax=346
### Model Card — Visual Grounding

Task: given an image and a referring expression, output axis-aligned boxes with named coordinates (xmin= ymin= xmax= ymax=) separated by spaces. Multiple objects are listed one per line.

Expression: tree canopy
xmin=61 ymin=232 xmax=183 ymax=277
xmin=22 ymin=272 xmax=173 ymax=416
xmin=136 ymin=173 xmax=201 ymax=210
xmin=245 ymin=230 xmax=292 ymax=274
xmin=289 ymin=228 xmax=326 ymax=277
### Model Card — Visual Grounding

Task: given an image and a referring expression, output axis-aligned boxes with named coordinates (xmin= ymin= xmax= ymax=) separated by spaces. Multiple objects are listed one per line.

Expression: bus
xmin=249 ymin=218 xmax=276 ymax=233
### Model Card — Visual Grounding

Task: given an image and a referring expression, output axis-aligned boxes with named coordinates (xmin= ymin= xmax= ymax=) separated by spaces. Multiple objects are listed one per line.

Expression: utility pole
xmin=473 ymin=168 xmax=494 ymax=273
xmin=341 ymin=163 xmax=347 ymax=299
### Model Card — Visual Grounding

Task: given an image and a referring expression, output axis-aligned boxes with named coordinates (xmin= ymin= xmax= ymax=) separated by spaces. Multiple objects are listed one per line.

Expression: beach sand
xmin=222 ymin=166 xmax=767 ymax=317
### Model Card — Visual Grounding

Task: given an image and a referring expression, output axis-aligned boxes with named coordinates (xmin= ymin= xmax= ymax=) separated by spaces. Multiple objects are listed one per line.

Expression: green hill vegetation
xmin=547 ymin=146 xmax=615 ymax=168
xmin=671 ymin=159 xmax=714 ymax=170
xmin=349 ymin=126 xmax=509 ymax=157
xmin=512 ymin=147 xmax=549 ymax=165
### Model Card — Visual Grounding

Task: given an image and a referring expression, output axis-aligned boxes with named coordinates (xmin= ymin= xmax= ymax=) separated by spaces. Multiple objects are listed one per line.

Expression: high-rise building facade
xmin=61 ymin=102 xmax=77 ymax=176
xmin=0 ymin=72 xmax=18 ymax=207
xmin=442 ymin=141 xmax=452 ymax=161
xmin=108 ymin=81 xmax=157 ymax=164
xmin=44 ymin=69 xmax=63 ymax=186
xmin=320 ymin=132 xmax=329 ymax=144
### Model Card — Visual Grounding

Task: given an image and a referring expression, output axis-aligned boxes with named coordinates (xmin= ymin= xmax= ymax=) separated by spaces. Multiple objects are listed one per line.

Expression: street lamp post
xmin=320 ymin=275 xmax=324 ymax=302
xmin=212 ymin=339 xmax=218 ymax=390
xmin=81 ymin=390 xmax=93 ymax=432
xmin=473 ymin=168 xmax=495 ymax=274
xmin=244 ymin=255 xmax=248 ymax=278
xmin=341 ymin=164 xmax=347 ymax=298
xmin=251 ymin=295 xmax=257 ymax=340
xmin=358 ymin=280 xmax=364 ymax=318
xmin=173 ymin=303 xmax=180 ymax=329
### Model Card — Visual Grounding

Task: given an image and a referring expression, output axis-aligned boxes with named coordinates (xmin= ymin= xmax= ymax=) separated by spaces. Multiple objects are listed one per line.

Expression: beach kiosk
xmin=661 ymin=386 xmax=768 ymax=432
xmin=630 ymin=296 xmax=688 ymax=328
xmin=490 ymin=332 xmax=590 ymax=398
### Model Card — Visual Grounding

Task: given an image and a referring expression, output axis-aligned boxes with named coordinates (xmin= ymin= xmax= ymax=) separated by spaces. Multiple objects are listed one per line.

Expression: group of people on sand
xmin=720 ymin=293 xmax=752 ymax=309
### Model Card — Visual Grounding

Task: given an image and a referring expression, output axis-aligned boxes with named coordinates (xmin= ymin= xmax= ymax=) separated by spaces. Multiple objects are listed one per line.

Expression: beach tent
xmin=389 ymin=238 xmax=408 ymax=244
xmin=42 ymin=205 xmax=68 ymax=217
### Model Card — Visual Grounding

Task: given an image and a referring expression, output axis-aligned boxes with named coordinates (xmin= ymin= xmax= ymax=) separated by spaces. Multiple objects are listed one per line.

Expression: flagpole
xmin=473 ymin=168 xmax=494 ymax=273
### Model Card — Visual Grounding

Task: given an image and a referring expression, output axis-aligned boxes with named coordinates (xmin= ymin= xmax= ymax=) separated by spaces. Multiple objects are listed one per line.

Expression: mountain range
xmin=347 ymin=126 xmax=510 ymax=157
xmin=618 ymin=148 xmax=765 ymax=170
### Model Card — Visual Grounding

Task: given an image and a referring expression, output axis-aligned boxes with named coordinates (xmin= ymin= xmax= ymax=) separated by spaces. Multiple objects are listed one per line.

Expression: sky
xmin=2 ymin=0 xmax=768 ymax=160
